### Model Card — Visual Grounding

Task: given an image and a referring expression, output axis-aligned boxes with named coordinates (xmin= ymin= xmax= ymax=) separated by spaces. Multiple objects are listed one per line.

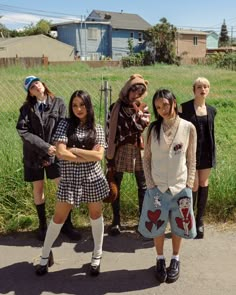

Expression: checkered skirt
xmin=53 ymin=120 xmax=109 ymax=207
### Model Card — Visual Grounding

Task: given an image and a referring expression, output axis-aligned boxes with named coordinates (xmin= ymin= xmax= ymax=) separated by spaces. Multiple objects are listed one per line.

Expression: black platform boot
xmin=36 ymin=203 xmax=47 ymax=241
xmin=61 ymin=211 xmax=81 ymax=241
xmin=195 ymin=186 xmax=209 ymax=239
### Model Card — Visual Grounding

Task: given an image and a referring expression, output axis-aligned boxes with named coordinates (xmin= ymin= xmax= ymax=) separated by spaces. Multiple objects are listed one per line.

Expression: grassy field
xmin=0 ymin=62 xmax=236 ymax=233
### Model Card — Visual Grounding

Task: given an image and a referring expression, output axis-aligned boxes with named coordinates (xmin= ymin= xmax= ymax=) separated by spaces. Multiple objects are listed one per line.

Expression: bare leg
xmin=154 ymin=234 xmax=165 ymax=256
xmin=171 ymin=233 xmax=182 ymax=255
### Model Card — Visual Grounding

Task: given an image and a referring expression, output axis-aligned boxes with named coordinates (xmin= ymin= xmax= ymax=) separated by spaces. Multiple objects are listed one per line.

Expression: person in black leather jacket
xmin=16 ymin=75 xmax=81 ymax=241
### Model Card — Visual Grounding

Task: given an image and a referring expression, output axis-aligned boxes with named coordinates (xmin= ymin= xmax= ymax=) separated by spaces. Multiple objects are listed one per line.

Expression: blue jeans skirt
xmin=138 ymin=186 xmax=196 ymax=239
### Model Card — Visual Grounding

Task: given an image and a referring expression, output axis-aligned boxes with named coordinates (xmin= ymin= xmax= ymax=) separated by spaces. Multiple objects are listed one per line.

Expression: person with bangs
xmin=106 ymin=74 xmax=150 ymax=236
xmin=16 ymin=76 xmax=81 ymax=242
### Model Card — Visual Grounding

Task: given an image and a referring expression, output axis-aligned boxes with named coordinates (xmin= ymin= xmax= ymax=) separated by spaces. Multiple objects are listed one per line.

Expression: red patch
xmin=147 ymin=210 xmax=161 ymax=223
xmin=145 ymin=221 xmax=153 ymax=232
xmin=156 ymin=219 xmax=165 ymax=229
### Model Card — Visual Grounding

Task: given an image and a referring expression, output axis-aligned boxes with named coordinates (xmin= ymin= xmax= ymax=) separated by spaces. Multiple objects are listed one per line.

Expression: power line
xmin=0 ymin=3 xmax=81 ymax=18
xmin=0 ymin=3 xmax=83 ymax=24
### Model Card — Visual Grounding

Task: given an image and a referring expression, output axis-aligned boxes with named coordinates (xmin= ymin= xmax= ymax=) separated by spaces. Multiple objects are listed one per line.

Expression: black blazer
xmin=179 ymin=99 xmax=217 ymax=168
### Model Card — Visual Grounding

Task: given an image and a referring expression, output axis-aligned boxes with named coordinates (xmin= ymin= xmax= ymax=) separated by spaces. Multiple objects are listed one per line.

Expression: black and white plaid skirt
xmin=57 ymin=161 xmax=109 ymax=207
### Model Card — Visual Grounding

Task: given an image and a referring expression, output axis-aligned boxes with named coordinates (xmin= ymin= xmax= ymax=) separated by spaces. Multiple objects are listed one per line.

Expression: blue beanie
xmin=23 ymin=75 xmax=40 ymax=92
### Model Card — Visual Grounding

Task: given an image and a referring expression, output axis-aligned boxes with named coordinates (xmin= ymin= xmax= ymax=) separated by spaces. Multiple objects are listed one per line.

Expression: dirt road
xmin=0 ymin=224 xmax=235 ymax=295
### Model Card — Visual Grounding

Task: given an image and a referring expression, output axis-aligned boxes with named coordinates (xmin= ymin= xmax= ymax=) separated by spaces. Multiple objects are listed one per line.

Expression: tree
xmin=0 ymin=23 xmax=10 ymax=38
xmin=219 ymin=19 xmax=230 ymax=47
xmin=34 ymin=19 xmax=51 ymax=35
xmin=145 ymin=18 xmax=177 ymax=64
xmin=9 ymin=19 xmax=52 ymax=37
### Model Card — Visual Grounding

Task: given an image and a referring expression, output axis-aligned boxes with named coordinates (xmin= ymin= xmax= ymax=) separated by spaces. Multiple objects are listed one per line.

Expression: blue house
xmin=51 ymin=10 xmax=151 ymax=60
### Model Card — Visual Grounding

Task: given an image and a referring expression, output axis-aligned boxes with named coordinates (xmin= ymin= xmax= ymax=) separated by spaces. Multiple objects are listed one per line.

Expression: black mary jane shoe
xmin=35 ymin=250 xmax=54 ymax=276
xmin=89 ymin=257 xmax=101 ymax=276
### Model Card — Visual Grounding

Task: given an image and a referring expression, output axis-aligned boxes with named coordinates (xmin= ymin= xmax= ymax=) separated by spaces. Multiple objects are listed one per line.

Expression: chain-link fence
xmin=0 ymin=65 xmax=236 ymax=222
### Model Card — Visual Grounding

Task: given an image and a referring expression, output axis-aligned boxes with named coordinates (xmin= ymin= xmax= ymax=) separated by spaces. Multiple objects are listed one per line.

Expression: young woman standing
xmin=138 ymin=89 xmax=197 ymax=283
xmin=16 ymin=76 xmax=81 ymax=241
xmin=179 ymin=77 xmax=217 ymax=239
xmin=35 ymin=90 xmax=109 ymax=276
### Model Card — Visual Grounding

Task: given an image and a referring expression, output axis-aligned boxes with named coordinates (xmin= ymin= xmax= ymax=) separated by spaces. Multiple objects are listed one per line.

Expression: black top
xmin=179 ymin=99 xmax=217 ymax=168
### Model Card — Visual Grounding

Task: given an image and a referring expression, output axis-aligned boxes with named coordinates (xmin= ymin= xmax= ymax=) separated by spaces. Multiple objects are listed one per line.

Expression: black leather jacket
xmin=16 ymin=96 xmax=66 ymax=168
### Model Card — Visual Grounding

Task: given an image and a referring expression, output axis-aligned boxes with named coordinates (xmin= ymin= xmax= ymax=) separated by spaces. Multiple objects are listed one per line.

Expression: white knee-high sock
xmin=90 ymin=216 xmax=104 ymax=259
xmin=40 ymin=219 xmax=63 ymax=265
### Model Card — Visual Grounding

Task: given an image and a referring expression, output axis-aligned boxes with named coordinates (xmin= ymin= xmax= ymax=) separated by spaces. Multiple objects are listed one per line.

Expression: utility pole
xmin=231 ymin=26 xmax=233 ymax=45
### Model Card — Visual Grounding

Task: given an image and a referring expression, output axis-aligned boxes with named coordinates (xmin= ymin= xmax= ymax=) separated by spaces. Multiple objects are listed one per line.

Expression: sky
xmin=1 ymin=0 xmax=236 ymax=35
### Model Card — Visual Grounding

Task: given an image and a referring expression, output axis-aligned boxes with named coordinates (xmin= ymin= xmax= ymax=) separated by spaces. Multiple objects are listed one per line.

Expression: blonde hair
xmin=193 ymin=77 xmax=210 ymax=90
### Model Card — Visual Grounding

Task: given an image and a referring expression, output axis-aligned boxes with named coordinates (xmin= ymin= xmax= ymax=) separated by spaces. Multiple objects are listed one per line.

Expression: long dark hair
xmin=68 ymin=90 xmax=95 ymax=128
xmin=67 ymin=90 xmax=96 ymax=148
xmin=25 ymin=82 xmax=55 ymax=105
xmin=147 ymin=89 xmax=178 ymax=143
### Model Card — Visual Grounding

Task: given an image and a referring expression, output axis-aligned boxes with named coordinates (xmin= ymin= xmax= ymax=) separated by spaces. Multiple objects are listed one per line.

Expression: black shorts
xmin=24 ymin=162 xmax=60 ymax=182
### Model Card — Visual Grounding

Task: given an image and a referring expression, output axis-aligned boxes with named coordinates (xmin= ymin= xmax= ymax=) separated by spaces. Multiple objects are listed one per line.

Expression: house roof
xmin=86 ymin=10 xmax=151 ymax=30
xmin=0 ymin=34 xmax=74 ymax=49
xmin=177 ymin=29 xmax=208 ymax=35
xmin=204 ymin=30 xmax=219 ymax=37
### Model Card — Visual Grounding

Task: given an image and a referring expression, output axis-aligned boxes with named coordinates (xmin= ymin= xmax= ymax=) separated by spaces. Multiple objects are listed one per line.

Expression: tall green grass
xmin=0 ymin=63 xmax=236 ymax=233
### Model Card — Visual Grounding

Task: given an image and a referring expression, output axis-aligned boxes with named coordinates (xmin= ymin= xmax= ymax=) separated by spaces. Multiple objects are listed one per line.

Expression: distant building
xmin=205 ymin=31 xmax=219 ymax=49
xmin=0 ymin=34 xmax=74 ymax=62
xmin=176 ymin=29 xmax=208 ymax=64
xmin=51 ymin=9 xmax=151 ymax=61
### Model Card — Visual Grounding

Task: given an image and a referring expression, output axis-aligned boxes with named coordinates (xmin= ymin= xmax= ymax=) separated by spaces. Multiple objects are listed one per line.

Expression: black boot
xmin=36 ymin=203 xmax=47 ymax=241
xmin=192 ymin=191 xmax=197 ymax=211
xmin=109 ymin=172 xmax=123 ymax=236
xmin=61 ymin=211 xmax=81 ymax=241
xmin=138 ymin=188 xmax=146 ymax=216
xmin=109 ymin=197 xmax=121 ymax=236
xmin=135 ymin=170 xmax=146 ymax=216
xmin=195 ymin=186 xmax=209 ymax=239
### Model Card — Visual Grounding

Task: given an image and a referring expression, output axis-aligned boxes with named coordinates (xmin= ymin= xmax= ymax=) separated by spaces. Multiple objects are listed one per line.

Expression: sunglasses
xmin=130 ymin=84 xmax=146 ymax=94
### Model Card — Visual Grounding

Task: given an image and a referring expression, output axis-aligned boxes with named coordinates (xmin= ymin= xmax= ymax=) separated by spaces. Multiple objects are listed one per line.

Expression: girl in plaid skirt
xmin=35 ymin=90 xmax=109 ymax=277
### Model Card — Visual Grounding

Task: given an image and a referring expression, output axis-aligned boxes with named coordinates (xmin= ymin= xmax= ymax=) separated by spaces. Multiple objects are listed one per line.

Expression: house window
xmin=88 ymin=28 xmax=98 ymax=40
xmin=130 ymin=32 xmax=134 ymax=39
xmin=138 ymin=32 xmax=143 ymax=43
xmin=193 ymin=36 xmax=198 ymax=46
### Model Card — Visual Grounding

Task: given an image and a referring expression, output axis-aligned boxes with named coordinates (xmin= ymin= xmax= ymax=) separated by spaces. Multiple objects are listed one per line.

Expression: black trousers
xmin=111 ymin=170 xmax=146 ymax=225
